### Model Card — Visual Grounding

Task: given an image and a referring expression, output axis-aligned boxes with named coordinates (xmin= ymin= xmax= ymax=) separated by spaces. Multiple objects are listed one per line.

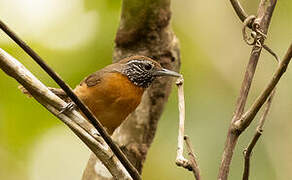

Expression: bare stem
xmin=242 ymin=89 xmax=275 ymax=180
xmin=218 ymin=1 xmax=277 ymax=179
xmin=175 ymin=77 xmax=187 ymax=165
xmin=257 ymin=89 xmax=276 ymax=130
xmin=174 ymin=77 xmax=201 ymax=180
xmin=184 ymin=136 xmax=201 ymax=180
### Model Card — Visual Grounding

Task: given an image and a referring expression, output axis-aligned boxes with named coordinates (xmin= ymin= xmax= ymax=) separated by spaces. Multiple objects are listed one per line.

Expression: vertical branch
xmin=233 ymin=0 xmax=277 ymax=119
xmin=174 ymin=77 xmax=201 ymax=180
xmin=82 ymin=0 xmax=181 ymax=179
xmin=176 ymin=77 xmax=186 ymax=164
xmin=218 ymin=1 xmax=277 ymax=180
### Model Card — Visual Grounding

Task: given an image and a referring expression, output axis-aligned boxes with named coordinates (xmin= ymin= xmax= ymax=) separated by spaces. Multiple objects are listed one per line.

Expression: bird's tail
xmin=18 ymin=85 xmax=70 ymax=102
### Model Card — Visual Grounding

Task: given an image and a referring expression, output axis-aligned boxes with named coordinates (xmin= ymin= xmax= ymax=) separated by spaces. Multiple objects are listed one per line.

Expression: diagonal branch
xmin=0 ymin=48 xmax=132 ymax=180
xmin=242 ymin=89 xmax=275 ymax=180
xmin=237 ymin=43 xmax=292 ymax=130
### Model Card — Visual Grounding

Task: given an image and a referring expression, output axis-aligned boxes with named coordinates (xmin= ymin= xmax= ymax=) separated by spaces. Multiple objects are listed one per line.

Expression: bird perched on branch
xmin=20 ymin=55 xmax=181 ymax=134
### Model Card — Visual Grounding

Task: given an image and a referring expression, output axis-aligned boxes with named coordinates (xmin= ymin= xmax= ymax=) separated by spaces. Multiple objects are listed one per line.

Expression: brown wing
xmin=79 ymin=63 xmax=122 ymax=88
xmin=82 ymin=71 xmax=102 ymax=87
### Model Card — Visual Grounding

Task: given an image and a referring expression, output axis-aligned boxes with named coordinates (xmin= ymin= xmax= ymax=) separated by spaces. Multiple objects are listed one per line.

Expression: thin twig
xmin=175 ymin=77 xmax=188 ymax=166
xmin=257 ymin=89 xmax=276 ymax=131
xmin=184 ymin=136 xmax=201 ymax=180
xmin=175 ymin=76 xmax=201 ymax=180
xmin=263 ymin=44 xmax=279 ymax=62
xmin=218 ymin=1 xmax=277 ymax=180
xmin=0 ymin=48 xmax=132 ymax=180
xmin=0 ymin=19 xmax=140 ymax=180
xmin=230 ymin=0 xmax=249 ymax=25
xmin=242 ymin=89 xmax=275 ymax=180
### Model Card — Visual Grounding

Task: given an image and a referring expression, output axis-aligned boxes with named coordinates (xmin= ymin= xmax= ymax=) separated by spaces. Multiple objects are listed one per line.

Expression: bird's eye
xmin=144 ymin=63 xmax=153 ymax=71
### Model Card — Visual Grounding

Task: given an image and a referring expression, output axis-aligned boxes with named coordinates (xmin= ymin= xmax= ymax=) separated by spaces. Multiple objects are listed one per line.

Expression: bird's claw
xmin=58 ymin=102 xmax=76 ymax=115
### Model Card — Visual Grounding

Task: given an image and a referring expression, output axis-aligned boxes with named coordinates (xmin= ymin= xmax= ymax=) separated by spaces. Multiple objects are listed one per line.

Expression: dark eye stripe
xmin=123 ymin=59 xmax=156 ymax=88
xmin=127 ymin=59 xmax=154 ymax=73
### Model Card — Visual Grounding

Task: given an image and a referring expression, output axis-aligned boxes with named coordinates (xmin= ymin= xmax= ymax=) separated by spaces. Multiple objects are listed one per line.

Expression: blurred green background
xmin=0 ymin=0 xmax=291 ymax=179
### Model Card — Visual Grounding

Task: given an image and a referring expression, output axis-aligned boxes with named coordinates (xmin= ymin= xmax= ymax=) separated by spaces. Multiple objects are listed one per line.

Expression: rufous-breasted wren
xmin=21 ymin=55 xmax=181 ymax=134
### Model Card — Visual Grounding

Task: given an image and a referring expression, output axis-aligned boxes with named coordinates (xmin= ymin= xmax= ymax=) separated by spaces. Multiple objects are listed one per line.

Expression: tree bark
xmin=82 ymin=0 xmax=180 ymax=179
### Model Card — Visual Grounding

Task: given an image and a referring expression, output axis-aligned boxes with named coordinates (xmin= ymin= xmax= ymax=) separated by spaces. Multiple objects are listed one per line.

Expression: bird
xmin=20 ymin=55 xmax=181 ymax=134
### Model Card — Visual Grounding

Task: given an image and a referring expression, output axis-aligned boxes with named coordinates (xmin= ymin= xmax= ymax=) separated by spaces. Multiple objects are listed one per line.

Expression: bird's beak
xmin=154 ymin=68 xmax=181 ymax=77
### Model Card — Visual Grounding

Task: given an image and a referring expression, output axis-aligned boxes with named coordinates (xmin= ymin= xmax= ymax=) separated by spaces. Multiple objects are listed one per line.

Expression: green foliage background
xmin=0 ymin=0 xmax=291 ymax=179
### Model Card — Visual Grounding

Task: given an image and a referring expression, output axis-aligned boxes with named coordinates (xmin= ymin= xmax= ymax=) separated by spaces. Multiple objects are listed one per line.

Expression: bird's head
xmin=119 ymin=55 xmax=181 ymax=88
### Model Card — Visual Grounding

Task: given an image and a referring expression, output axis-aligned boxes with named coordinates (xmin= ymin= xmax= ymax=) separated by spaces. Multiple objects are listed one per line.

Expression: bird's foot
xmin=58 ymin=102 xmax=76 ymax=115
